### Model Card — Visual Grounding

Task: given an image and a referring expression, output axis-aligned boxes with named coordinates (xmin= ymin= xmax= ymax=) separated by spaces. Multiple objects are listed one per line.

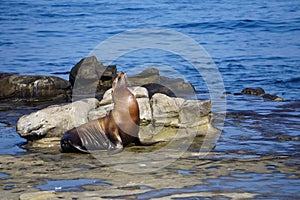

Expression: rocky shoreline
xmin=1 ymin=56 xmax=284 ymax=151
xmin=1 ymin=57 xmax=296 ymax=200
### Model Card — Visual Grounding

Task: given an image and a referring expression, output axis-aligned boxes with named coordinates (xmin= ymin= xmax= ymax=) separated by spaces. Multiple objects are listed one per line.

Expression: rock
xmin=99 ymin=87 xmax=149 ymax=106
xmin=241 ymin=87 xmax=265 ymax=95
xmin=88 ymin=104 xmax=113 ymax=121
xmin=137 ymin=97 xmax=152 ymax=125
xmin=262 ymin=94 xmax=283 ymax=101
xmin=0 ymin=72 xmax=16 ymax=79
xmin=159 ymin=76 xmax=196 ymax=98
xmin=241 ymin=87 xmax=283 ymax=101
xmin=128 ymin=68 xmax=195 ymax=98
xmin=17 ymin=98 xmax=99 ymax=140
xmin=20 ymin=191 xmax=57 ymax=200
xmin=99 ymin=88 xmax=113 ymax=106
xmin=0 ymin=74 xmax=71 ymax=102
xmin=129 ymin=87 xmax=149 ymax=98
xmin=150 ymin=93 xmax=211 ymax=128
xmin=127 ymin=68 xmax=160 ymax=86
xmin=179 ymin=100 xmax=211 ymax=127
xmin=151 ymin=93 xmax=185 ymax=127
xmin=70 ymin=56 xmax=117 ymax=100
xmin=142 ymin=83 xmax=176 ymax=98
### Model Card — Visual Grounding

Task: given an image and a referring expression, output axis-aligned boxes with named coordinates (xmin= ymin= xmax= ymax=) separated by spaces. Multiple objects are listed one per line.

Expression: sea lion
xmin=61 ymin=71 xmax=150 ymax=154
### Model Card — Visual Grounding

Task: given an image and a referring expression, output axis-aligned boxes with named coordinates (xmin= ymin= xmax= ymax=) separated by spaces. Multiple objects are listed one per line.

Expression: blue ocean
xmin=0 ymin=0 xmax=299 ymax=198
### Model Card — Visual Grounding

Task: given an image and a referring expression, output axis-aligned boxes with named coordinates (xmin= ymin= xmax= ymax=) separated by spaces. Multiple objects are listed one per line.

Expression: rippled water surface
xmin=0 ymin=0 xmax=299 ymax=199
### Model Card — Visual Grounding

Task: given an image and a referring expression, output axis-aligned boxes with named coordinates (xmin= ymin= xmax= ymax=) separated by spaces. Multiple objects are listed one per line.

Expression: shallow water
xmin=0 ymin=0 xmax=300 ymax=199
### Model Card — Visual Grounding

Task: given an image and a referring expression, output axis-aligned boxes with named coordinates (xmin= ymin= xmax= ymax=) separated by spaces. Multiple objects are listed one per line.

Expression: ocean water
xmin=1 ymin=0 xmax=299 ymax=100
xmin=0 ymin=0 xmax=300 ymax=198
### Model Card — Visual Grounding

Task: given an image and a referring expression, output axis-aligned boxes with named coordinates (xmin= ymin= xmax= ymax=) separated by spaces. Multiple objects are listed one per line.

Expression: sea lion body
xmin=61 ymin=71 xmax=142 ymax=154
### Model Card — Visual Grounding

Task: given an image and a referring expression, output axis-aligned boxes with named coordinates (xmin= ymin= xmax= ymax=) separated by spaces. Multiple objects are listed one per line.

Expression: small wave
xmin=169 ymin=19 xmax=297 ymax=33
xmin=286 ymin=77 xmax=300 ymax=83
xmin=276 ymin=77 xmax=300 ymax=84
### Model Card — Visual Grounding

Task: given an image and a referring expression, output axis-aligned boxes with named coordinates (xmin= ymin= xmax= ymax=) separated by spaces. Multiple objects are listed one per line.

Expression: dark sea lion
xmin=61 ymin=71 xmax=152 ymax=154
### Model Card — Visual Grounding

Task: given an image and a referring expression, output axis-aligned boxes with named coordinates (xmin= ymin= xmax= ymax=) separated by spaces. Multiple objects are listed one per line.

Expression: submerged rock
xmin=241 ymin=87 xmax=283 ymax=101
xmin=262 ymin=94 xmax=283 ymax=101
xmin=0 ymin=74 xmax=71 ymax=102
xmin=242 ymin=87 xmax=265 ymax=95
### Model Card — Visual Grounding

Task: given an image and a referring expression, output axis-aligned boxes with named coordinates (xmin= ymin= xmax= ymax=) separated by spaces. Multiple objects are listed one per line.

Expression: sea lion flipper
xmin=77 ymin=122 xmax=111 ymax=151
xmin=108 ymin=142 xmax=123 ymax=155
xmin=69 ymin=143 xmax=90 ymax=154
xmin=60 ymin=129 xmax=89 ymax=153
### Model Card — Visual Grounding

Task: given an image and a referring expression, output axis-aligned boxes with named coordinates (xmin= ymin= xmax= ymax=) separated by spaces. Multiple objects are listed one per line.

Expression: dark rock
xmin=127 ymin=68 xmax=160 ymax=86
xmin=69 ymin=56 xmax=117 ymax=100
xmin=241 ymin=87 xmax=265 ymax=95
xmin=142 ymin=83 xmax=176 ymax=98
xmin=128 ymin=68 xmax=195 ymax=99
xmin=0 ymin=75 xmax=71 ymax=102
xmin=160 ymin=76 xmax=195 ymax=99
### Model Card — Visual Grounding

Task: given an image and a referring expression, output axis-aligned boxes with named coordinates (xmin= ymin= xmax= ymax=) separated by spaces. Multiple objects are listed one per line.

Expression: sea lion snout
xmin=112 ymin=71 xmax=127 ymax=92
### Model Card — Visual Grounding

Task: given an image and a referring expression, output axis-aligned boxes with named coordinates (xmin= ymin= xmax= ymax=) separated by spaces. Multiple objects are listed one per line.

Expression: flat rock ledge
xmin=17 ymin=87 xmax=211 ymax=147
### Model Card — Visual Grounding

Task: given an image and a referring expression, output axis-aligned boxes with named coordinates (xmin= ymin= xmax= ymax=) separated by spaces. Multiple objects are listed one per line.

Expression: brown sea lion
xmin=61 ymin=71 xmax=151 ymax=154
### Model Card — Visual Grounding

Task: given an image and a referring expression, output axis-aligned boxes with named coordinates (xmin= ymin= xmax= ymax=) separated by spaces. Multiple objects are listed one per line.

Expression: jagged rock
xmin=70 ymin=56 xmax=117 ymax=100
xmin=241 ymin=87 xmax=265 ymax=95
xmin=16 ymin=98 xmax=99 ymax=140
xmin=0 ymin=74 xmax=71 ymax=102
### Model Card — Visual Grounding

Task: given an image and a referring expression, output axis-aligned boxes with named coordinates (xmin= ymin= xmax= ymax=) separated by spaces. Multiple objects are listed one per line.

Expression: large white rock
xmin=17 ymin=98 xmax=99 ymax=139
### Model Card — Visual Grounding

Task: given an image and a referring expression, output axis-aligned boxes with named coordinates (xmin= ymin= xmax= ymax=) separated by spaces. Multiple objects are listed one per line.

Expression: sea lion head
xmin=112 ymin=71 xmax=127 ymax=93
